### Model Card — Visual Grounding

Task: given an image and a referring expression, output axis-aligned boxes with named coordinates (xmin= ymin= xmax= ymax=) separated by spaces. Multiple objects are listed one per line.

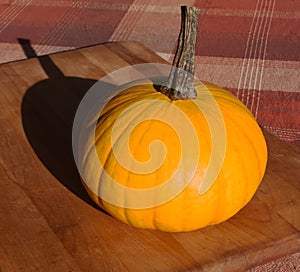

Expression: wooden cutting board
xmin=0 ymin=41 xmax=299 ymax=272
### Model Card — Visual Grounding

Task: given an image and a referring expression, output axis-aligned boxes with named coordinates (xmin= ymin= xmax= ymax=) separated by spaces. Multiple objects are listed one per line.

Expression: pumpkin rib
xmin=97 ymin=86 xmax=160 ymax=122
xmin=98 ymin=86 xmax=159 ymax=117
xmin=150 ymin=139 xmax=178 ymax=231
xmin=151 ymin=165 xmax=159 ymax=230
xmin=204 ymin=99 xmax=260 ymax=223
xmin=172 ymin=98 xmax=215 ymax=230
xmin=94 ymin=98 xmax=160 ymax=225
xmin=210 ymin=89 xmax=254 ymax=117
xmin=213 ymin=141 xmax=246 ymax=224
xmin=133 ymin=99 xmax=188 ymax=230
xmin=102 ymin=98 xmax=157 ymax=166
xmin=229 ymin=121 xmax=250 ymax=211
xmin=107 ymin=96 xmax=163 ymax=174
xmin=221 ymin=102 xmax=264 ymax=206
xmin=125 ymin=97 xmax=189 ymax=229
xmin=201 ymin=83 xmax=251 ymax=111
xmin=95 ymin=90 xmax=157 ymax=143
xmin=123 ymin=101 xmax=169 ymax=229
xmin=235 ymin=127 xmax=262 ymax=206
xmin=144 ymin=101 xmax=173 ymax=230
xmin=218 ymin=91 xmax=266 ymax=181
xmin=94 ymin=95 xmax=158 ymax=164
xmin=106 ymin=95 xmax=170 ymax=225
xmin=218 ymin=99 xmax=266 ymax=179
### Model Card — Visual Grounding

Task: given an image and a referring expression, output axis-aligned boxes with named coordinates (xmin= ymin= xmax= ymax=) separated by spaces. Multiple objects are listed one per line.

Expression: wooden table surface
xmin=0 ymin=41 xmax=299 ymax=272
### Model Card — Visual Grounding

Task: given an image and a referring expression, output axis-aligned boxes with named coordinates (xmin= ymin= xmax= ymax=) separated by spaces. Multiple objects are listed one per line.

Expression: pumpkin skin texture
xmin=80 ymin=81 xmax=268 ymax=232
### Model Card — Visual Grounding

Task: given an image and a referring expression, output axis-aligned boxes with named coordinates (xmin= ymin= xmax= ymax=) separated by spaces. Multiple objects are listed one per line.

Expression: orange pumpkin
xmin=78 ymin=6 xmax=268 ymax=232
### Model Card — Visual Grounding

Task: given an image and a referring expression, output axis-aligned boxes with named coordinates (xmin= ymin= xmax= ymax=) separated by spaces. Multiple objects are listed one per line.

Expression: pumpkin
xmin=77 ymin=6 xmax=268 ymax=232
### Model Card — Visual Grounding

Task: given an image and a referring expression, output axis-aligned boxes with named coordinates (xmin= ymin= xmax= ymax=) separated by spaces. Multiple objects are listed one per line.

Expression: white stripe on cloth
xmin=254 ymin=0 xmax=276 ymax=118
xmin=0 ymin=0 xmax=32 ymax=33
xmin=236 ymin=0 xmax=276 ymax=118
xmin=34 ymin=0 xmax=89 ymax=55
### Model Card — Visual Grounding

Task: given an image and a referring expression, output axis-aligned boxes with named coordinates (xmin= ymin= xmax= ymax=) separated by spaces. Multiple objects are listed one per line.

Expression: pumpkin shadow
xmin=20 ymin=38 xmax=114 ymax=212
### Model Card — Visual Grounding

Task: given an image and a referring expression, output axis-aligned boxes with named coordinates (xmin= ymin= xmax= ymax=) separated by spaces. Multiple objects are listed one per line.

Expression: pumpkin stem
xmin=160 ymin=6 xmax=200 ymax=100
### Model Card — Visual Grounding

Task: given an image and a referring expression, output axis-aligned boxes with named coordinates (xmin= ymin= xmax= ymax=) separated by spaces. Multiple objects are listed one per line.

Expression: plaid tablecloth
xmin=0 ymin=0 xmax=299 ymax=270
xmin=0 ymin=0 xmax=299 ymax=151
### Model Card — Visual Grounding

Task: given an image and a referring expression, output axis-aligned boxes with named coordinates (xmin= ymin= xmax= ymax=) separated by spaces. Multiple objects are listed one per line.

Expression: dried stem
xmin=160 ymin=6 xmax=200 ymax=100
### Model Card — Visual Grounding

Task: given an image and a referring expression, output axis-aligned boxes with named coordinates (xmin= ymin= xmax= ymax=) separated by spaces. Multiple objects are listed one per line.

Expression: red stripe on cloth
xmin=10 ymin=6 xmax=67 ymax=24
xmin=0 ymin=6 xmax=71 ymax=44
xmin=195 ymin=0 xmax=300 ymax=12
xmin=229 ymin=88 xmax=300 ymax=133
xmin=195 ymin=0 xmax=257 ymax=10
xmin=198 ymin=15 xmax=253 ymax=33
xmin=0 ymin=4 xmax=131 ymax=47
xmin=229 ymin=88 xmax=300 ymax=149
xmin=273 ymin=0 xmax=300 ymax=12
xmin=257 ymin=91 xmax=300 ymax=127
xmin=197 ymin=15 xmax=300 ymax=37
xmin=195 ymin=18 xmax=300 ymax=61
xmin=0 ymin=4 xmax=9 ymax=14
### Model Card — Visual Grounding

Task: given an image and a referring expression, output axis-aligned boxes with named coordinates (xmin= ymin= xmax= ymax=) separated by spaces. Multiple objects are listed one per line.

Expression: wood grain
xmin=0 ymin=41 xmax=299 ymax=272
